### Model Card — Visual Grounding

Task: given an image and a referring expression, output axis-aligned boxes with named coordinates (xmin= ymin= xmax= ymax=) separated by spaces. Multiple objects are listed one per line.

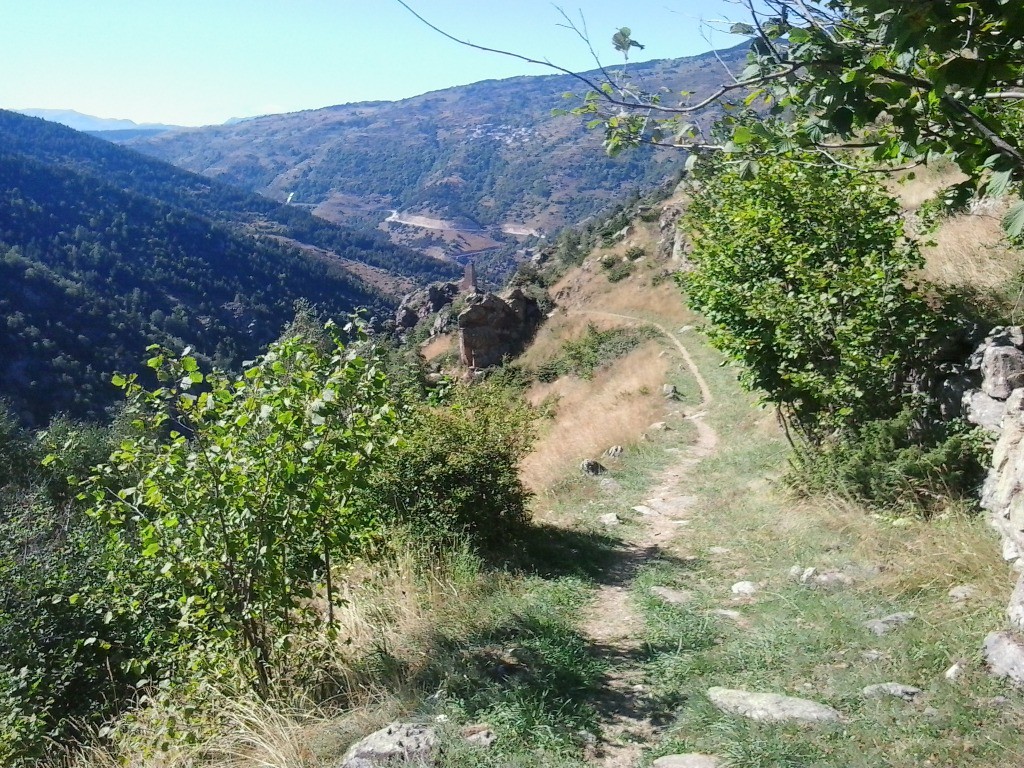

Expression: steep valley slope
xmin=117 ymin=45 xmax=748 ymax=278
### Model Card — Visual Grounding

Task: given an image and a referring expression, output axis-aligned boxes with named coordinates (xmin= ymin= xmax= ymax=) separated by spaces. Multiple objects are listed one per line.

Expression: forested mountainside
xmin=122 ymin=45 xmax=747 ymax=263
xmin=0 ymin=111 xmax=457 ymax=284
xmin=0 ymin=111 xmax=457 ymax=425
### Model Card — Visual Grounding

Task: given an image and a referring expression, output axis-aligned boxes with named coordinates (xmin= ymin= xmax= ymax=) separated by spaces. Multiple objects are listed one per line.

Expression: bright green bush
xmin=84 ymin=323 xmax=398 ymax=693
xmin=358 ymin=381 xmax=534 ymax=546
xmin=682 ymin=154 xmax=935 ymax=438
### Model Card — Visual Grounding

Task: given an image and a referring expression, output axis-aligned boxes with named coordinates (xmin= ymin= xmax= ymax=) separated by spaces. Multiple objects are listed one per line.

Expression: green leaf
xmin=733 ymin=125 xmax=755 ymax=146
xmin=1004 ymin=201 xmax=1024 ymax=239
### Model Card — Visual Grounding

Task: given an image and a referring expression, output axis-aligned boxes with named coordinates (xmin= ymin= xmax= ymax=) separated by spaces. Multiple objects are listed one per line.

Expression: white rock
xmin=708 ymin=546 xmax=732 ymax=555
xmin=800 ymin=567 xmax=818 ymax=584
xmin=948 ymin=584 xmax=978 ymax=603
xmin=862 ymin=682 xmax=922 ymax=701
xmin=706 ymin=687 xmax=840 ymax=723
xmin=944 ymin=659 xmax=967 ymax=681
xmin=633 ymin=504 xmax=659 ymax=516
xmin=652 ymin=755 xmax=721 ymax=768
xmin=731 ymin=581 xmax=759 ymax=596
xmin=1008 ymin=575 xmax=1024 ymax=631
xmin=788 ymin=565 xmax=803 ymax=580
xmin=649 ymin=421 xmax=670 ymax=431
xmin=599 ymin=513 xmax=620 ymax=526
xmin=340 ymin=723 xmax=437 ymax=768
xmin=983 ymin=631 xmax=1024 ymax=685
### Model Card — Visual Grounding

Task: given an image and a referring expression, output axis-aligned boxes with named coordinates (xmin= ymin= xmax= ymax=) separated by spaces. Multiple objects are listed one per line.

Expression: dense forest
xmin=0 ymin=111 xmax=457 ymax=284
xmin=0 ymin=111 xmax=461 ymax=425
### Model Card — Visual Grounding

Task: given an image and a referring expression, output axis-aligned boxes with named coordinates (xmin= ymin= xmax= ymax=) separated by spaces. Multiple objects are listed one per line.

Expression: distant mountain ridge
xmin=0 ymin=110 xmax=458 ymax=424
xmin=15 ymin=108 xmax=184 ymax=133
xmin=122 ymin=44 xmax=749 ymax=275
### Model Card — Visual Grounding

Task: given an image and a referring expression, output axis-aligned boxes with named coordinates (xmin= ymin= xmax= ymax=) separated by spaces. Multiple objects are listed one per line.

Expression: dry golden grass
xmin=919 ymin=207 xmax=1024 ymax=293
xmin=888 ymin=161 xmax=966 ymax=211
xmin=420 ymin=332 xmax=456 ymax=363
xmin=64 ymin=545 xmax=489 ymax=768
xmin=515 ymin=312 xmax=622 ymax=371
xmin=521 ymin=342 xmax=671 ymax=492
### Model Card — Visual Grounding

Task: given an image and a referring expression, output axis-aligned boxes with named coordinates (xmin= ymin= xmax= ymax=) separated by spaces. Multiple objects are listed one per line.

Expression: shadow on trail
xmin=498 ymin=522 xmax=700 ymax=586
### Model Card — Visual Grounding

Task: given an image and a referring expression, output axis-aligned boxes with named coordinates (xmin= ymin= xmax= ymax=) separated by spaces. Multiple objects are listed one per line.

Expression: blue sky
xmin=1 ymin=1 xmax=743 ymax=126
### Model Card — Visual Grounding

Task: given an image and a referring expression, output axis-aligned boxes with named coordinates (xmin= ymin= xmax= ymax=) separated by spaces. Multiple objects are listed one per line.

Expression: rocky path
xmin=574 ymin=313 xmax=719 ymax=767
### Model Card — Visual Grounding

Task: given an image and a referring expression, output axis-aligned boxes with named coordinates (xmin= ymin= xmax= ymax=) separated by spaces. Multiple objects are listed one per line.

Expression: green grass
xmin=601 ymin=336 xmax=1024 ymax=767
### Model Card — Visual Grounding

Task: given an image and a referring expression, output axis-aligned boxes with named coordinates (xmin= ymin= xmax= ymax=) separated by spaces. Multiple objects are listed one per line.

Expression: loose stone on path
xmin=652 ymin=755 xmax=721 ymax=768
xmin=862 ymin=682 xmax=922 ymax=701
xmin=707 ymin=687 xmax=841 ymax=723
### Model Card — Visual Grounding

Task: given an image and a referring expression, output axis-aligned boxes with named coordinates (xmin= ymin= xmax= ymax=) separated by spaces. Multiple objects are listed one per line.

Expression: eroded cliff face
xmin=457 ymin=289 xmax=543 ymax=369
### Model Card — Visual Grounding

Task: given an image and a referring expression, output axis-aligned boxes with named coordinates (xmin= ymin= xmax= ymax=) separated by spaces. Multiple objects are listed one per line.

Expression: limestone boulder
xmin=706 ymin=687 xmax=840 ymax=723
xmin=337 ymin=723 xmax=437 ymax=768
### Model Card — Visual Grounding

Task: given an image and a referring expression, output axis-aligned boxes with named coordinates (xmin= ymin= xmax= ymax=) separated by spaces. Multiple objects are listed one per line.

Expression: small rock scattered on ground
xmin=944 ymin=659 xmax=967 ymax=681
xmin=652 ymin=755 xmax=721 ymax=768
xmin=706 ymin=687 xmax=841 ymax=723
xmin=599 ymin=513 xmax=621 ymax=527
xmin=864 ymin=612 xmax=916 ymax=636
xmin=651 ymin=586 xmax=693 ymax=605
xmin=581 ymin=459 xmax=606 ymax=476
xmin=339 ymin=722 xmax=437 ymax=768
xmin=948 ymin=584 xmax=978 ymax=603
xmin=731 ymin=581 xmax=758 ymax=596
xmin=862 ymin=682 xmax=922 ymax=701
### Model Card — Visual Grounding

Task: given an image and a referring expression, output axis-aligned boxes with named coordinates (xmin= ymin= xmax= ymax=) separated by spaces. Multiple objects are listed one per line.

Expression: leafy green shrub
xmin=605 ymin=260 xmax=634 ymax=282
xmin=0 ymin=419 xmax=140 ymax=765
xmin=682 ymin=154 xmax=935 ymax=438
xmin=791 ymin=405 xmax=991 ymax=514
xmin=536 ymin=324 xmax=655 ymax=382
xmin=84 ymin=323 xmax=398 ymax=693
xmin=625 ymin=245 xmax=646 ymax=261
xmin=358 ymin=381 xmax=534 ymax=546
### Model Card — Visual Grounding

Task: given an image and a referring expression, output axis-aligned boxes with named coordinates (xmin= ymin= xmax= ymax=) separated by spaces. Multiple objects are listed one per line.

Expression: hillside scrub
xmin=681 ymin=154 xmax=987 ymax=510
xmin=0 ymin=322 xmax=538 ymax=765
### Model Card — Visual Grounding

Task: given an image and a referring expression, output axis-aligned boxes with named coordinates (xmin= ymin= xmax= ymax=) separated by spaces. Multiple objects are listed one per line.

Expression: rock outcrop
xmin=338 ymin=722 xmax=437 ymax=768
xmin=395 ymin=281 xmax=460 ymax=330
xmin=975 ymin=330 xmax=1024 ymax=683
xmin=954 ymin=326 xmax=1024 ymax=433
xmin=458 ymin=288 xmax=543 ymax=369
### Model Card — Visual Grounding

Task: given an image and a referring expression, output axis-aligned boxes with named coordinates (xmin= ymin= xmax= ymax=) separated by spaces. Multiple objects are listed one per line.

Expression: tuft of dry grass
xmin=521 ymin=342 xmax=671 ymax=492
xmin=919 ymin=208 xmax=1024 ymax=293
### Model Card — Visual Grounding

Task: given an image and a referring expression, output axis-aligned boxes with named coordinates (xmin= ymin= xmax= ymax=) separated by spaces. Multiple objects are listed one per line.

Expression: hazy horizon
xmin=1 ymin=0 xmax=742 ymax=127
